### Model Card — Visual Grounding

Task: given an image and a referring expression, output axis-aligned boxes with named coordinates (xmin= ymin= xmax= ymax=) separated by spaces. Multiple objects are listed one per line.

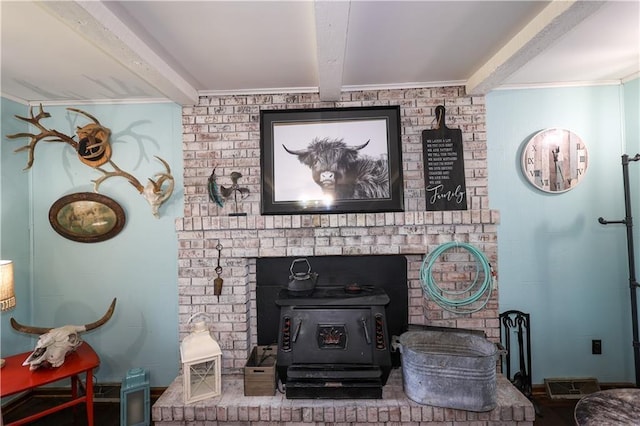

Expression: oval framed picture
xmin=49 ymin=192 xmax=126 ymax=243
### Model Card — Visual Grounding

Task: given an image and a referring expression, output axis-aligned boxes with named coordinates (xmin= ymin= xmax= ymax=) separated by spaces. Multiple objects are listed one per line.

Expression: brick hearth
xmin=152 ymin=370 xmax=534 ymax=425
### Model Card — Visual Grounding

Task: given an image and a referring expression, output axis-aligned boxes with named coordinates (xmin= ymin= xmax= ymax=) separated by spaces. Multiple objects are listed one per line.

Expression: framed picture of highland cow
xmin=260 ymin=106 xmax=404 ymax=215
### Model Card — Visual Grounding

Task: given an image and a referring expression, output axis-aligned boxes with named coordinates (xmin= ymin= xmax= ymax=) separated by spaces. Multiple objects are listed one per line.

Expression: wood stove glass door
xmin=290 ymin=308 xmax=374 ymax=364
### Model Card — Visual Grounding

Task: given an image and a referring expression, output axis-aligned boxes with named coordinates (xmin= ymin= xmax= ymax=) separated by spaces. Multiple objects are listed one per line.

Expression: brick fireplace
xmin=152 ymin=87 xmax=534 ymax=424
xmin=176 ymin=210 xmax=500 ymax=372
xmin=176 ymin=87 xmax=498 ymax=363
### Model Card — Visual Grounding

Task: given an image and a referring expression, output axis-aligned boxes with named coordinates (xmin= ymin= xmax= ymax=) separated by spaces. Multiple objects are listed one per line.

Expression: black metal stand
xmin=598 ymin=153 xmax=640 ymax=386
xmin=500 ymin=310 xmax=541 ymax=416
xmin=500 ymin=310 xmax=533 ymax=397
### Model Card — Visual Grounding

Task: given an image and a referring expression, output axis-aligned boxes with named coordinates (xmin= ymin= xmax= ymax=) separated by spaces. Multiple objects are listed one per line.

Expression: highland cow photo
xmin=260 ymin=106 xmax=404 ymax=215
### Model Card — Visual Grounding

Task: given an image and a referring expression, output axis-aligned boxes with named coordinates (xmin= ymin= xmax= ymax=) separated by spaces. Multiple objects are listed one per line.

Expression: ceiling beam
xmin=466 ymin=0 xmax=606 ymax=95
xmin=37 ymin=1 xmax=199 ymax=105
xmin=314 ymin=1 xmax=351 ymax=102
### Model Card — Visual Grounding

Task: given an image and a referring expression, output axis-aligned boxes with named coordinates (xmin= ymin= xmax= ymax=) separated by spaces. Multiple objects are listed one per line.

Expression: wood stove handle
xmin=361 ymin=318 xmax=371 ymax=344
xmin=292 ymin=319 xmax=302 ymax=343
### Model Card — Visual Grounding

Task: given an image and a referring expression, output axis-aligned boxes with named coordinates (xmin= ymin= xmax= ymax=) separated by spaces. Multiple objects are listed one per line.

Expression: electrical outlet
xmin=592 ymin=339 xmax=602 ymax=355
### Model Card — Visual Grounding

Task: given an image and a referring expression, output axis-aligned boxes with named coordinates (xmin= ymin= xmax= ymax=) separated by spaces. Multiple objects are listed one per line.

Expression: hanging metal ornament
xmin=213 ymin=242 xmax=224 ymax=300
xmin=207 ymin=168 xmax=224 ymax=207
xmin=220 ymin=171 xmax=250 ymax=216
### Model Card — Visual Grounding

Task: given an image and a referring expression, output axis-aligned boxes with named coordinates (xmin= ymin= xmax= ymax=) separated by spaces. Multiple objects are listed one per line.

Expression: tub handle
xmin=495 ymin=342 xmax=508 ymax=355
xmin=390 ymin=335 xmax=401 ymax=353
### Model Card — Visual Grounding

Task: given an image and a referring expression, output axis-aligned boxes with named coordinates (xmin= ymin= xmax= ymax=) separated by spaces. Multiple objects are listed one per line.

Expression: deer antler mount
xmin=7 ymin=104 xmax=174 ymax=218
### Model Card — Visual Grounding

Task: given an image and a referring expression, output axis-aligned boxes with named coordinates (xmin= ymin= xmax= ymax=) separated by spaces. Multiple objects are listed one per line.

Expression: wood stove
xmin=276 ymin=284 xmax=392 ymax=399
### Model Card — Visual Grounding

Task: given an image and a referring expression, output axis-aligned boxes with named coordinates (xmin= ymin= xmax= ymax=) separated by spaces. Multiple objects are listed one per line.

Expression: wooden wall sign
xmin=422 ymin=105 xmax=468 ymax=211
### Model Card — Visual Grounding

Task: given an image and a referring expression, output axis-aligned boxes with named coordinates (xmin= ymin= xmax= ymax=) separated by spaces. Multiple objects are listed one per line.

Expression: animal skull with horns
xmin=10 ymin=298 xmax=116 ymax=370
xmin=6 ymin=105 xmax=174 ymax=218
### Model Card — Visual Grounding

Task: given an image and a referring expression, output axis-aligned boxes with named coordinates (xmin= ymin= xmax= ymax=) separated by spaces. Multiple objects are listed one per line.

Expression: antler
xmin=67 ymin=107 xmax=102 ymax=125
xmin=6 ymin=104 xmax=78 ymax=170
xmin=94 ymin=156 xmax=174 ymax=218
xmin=10 ymin=298 xmax=117 ymax=335
xmin=7 ymin=104 xmax=113 ymax=169
xmin=147 ymin=156 xmax=174 ymax=198
xmin=93 ymin=160 xmax=145 ymax=193
xmin=7 ymin=105 xmax=174 ymax=218
xmin=143 ymin=156 xmax=175 ymax=218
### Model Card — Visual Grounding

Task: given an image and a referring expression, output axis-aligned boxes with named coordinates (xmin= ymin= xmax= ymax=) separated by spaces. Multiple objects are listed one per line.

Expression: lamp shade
xmin=180 ymin=320 xmax=222 ymax=404
xmin=0 ymin=260 xmax=15 ymax=311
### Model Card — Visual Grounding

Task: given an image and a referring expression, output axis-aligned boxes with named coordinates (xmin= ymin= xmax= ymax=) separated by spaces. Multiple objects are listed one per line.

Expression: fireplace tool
xmin=214 ymin=242 xmax=223 ymax=300
xmin=598 ymin=153 xmax=640 ymax=386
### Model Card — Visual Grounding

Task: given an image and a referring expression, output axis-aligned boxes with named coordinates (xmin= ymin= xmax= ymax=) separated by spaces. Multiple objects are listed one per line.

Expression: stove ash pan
xmin=393 ymin=330 xmax=505 ymax=412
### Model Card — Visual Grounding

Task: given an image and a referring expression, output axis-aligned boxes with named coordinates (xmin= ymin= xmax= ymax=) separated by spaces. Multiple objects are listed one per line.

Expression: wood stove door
xmin=290 ymin=308 xmax=374 ymax=364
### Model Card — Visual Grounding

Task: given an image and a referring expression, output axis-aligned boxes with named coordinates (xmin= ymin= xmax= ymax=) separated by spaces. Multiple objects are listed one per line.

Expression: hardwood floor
xmin=3 ymin=398 xmax=123 ymax=426
xmin=2 ymin=386 xmax=160 ymax=426
xmin=3 ymin=391 xmax=576 ymax=426
xmin=532 ymin=395 xmax=578 ymax=426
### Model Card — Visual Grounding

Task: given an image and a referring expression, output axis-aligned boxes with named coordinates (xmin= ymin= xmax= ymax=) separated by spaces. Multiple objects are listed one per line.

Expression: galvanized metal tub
xmin=393 ymin=330 xmax=502 ymax=412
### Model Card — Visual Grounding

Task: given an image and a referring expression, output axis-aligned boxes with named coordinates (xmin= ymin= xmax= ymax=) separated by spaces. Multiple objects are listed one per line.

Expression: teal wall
xmin=2 ymin=82 xmax=637 ymax=388
xmin=487 ymin=84 xmax=637 ymax=384
xmin=1 ymin=101 xmax=182 ymax=387
xmin=623 ymin=78 xmax=640 ymax=276
xmin=1 ymin=98 xmax=32 ymax=356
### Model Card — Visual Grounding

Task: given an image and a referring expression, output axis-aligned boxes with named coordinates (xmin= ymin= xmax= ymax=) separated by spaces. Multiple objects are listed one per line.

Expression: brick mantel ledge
xmin=179 ymin=210 xmax=500 ymax=232
xmin=176 ymin=210 xmax=500 ymax=258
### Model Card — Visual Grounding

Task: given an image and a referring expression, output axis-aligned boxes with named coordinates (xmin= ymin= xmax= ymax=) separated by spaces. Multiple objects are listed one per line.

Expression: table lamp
xmin=1 ymin=260 xmax=16 ymax=368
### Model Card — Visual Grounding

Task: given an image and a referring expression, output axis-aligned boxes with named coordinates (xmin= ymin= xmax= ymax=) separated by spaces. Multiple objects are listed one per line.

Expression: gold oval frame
xmin=49 ymin=192 xmax=126 ymax=243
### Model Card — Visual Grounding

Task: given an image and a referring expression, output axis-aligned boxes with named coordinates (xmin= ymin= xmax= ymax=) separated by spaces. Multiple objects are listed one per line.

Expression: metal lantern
xmin=180 ymin=315 xmax=222 ymax=404
xmin=120 ymin=368 xmax=150 ymax=426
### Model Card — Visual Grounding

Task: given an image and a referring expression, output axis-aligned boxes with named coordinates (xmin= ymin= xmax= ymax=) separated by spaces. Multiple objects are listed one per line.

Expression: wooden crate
xmin=244 ymin=345 xmax=276 ymax=396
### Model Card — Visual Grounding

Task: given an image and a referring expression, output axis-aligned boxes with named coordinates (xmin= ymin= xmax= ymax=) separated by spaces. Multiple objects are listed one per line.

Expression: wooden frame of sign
xmin=422 ymin=105 xmax=468 ymax=211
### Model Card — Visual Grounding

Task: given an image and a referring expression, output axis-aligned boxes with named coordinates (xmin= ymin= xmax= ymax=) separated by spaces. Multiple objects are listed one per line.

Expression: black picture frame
xmin=260 ymin=106 xmax=403 ymax=215
xmin=49 ymin=192 xmax=126 ymax=243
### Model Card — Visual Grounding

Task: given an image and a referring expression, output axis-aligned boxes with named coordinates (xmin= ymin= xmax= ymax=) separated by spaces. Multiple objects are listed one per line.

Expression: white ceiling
xmin=1 ymin=1 xmax=638 ymax=106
